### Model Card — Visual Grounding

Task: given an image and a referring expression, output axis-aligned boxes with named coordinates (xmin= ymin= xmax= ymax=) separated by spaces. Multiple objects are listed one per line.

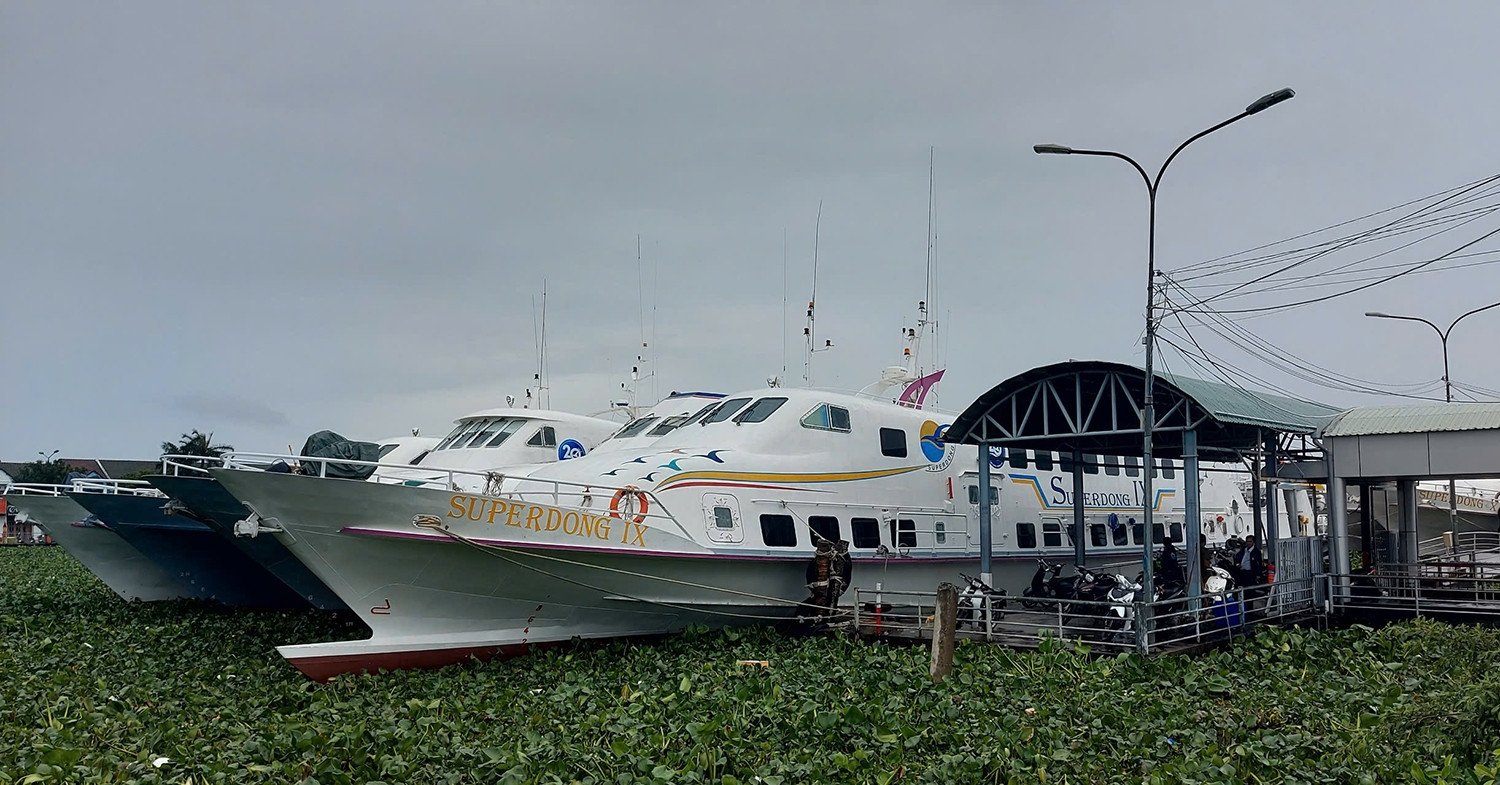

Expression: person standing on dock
xmin=1236 ymin=536 xmax=1264 ymax=589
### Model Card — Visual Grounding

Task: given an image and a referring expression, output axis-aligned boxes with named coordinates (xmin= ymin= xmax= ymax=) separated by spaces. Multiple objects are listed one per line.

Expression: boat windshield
xmin=615 ymin=416 xmax=659 ymax=439
xmin=734 ymin=397 xmax=786 ymax=424
xmin=702 ymin=397 xmax=751 ymax=424
xmin=647 ymin=414 xmax=693 ymax=437
xmin=435 ymin=417 xmax=531 ymax=450
xmin=679 ymin=402 xmax=722 ymax=427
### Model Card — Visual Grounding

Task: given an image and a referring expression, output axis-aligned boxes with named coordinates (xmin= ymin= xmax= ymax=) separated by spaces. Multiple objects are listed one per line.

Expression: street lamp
xmin=37 ymin=450 xmax=59 ymax=463
xmin=1035 ymin=87 xmax=1295 ymax=600
xmin=1365 ymin=300 xmax=1500 ymax=529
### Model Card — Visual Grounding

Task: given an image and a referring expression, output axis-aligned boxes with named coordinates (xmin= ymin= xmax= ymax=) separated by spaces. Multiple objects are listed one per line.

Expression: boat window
xmin=1124 ymin=457 xmax=1141 ymax=478
xmin=527 ymin=426 xmax=557 ymax=448
xmin=465 ymin=418 xmax=509 ymax=448
xmin=850 ymin=517 xmax=881 ymax=549
xmin=808 ymin=515 xmax=840 ymax=544
xmin=800 ymin=403 xmax=852 ymax=433
xmin=1083 ymin=455 xmax=1099 ymax=475
xmin=436 ymin=419 xmax=482 ymax=450
xmin=408 ymin=450 xmax=431 ymax=466
xmin=469 ymin=419 xmax=516 ymax=448
xmin=485 ymin=419 xmax=527 ymax=447
xmin=889 ymin=519 xmax=916 ymax=548
xmin=1042 ymin=520 xmax=1063 ymax=548
xmin=735 ymin=397 xmax=787 ymax=424
xmin=1016 ymin=522 xmax=1037 ymax=549
xmin=647 ymin=414 xmax=692 ymax=437
xmin=1113 ymin=522 xmax=1129 ymax=546
xmin=377 ymin=444 xmax=400 ymax=459
xmin=681 ymin=402 xmax=722 ymax=427
xmin=935 ymin=521 xmax=946 ymax=545
xmin=1131 ymin=521 xmax=1145 ymax=544
xmin=1034 ymin=452 xmax=1054 ymax=471
xmin=759 ymin=514 xmax=797 ymax=548
xmin=879 ymin=428 xmax=907 ymax=458
xmin=1010 ymin=450 xmax=1029 ymax=470
xmin=703 ymin=398 xmax=751 ymax=424
xmin=1159 ymin=460 xmax=1176 ymax=479
xmin=1090 ymin=523 xmax=1109 ymax=547
xmin=712 ymin=507 xmax=735 ymax=529
xmin=616 ymin=416 xmax=659 ymax=439
xmin=1103 ymin=458 xmax=1120 ymax=477
xmin=1169 ymin=521 xmax=1184 ymax=542
xmin=966 ymin=485 xmax=999 ymax=505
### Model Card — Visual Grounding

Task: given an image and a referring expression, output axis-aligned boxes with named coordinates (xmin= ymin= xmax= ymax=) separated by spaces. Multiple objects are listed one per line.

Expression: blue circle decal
xmin=987 ymin=446 xmax=1006 ymax=469
xmin=557 ymin=439 xmax=587 ymax=460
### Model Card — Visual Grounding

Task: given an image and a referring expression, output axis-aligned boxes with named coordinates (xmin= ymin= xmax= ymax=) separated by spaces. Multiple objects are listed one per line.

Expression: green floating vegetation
xmin=3 ymin=546 xmax=1499 ymax=784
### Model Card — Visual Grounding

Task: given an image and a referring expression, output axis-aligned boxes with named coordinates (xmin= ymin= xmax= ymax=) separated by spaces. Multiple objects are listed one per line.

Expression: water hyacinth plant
xmin=3 ymin=547 xmax=1499 ymax=784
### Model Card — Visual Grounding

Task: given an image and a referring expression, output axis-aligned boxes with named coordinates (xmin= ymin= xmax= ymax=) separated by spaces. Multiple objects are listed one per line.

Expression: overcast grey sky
xmin=5 ymin=2 xmax=1500 ymax=459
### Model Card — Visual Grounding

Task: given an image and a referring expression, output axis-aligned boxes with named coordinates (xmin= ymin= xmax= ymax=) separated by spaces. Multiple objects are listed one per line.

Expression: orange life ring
xmin=608 ymin=485 xmax=649 ymax=524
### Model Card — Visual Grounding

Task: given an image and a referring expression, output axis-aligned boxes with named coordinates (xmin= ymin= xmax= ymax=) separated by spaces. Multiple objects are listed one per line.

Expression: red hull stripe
xmin=289 ymin=641 xmax=554 ymax=682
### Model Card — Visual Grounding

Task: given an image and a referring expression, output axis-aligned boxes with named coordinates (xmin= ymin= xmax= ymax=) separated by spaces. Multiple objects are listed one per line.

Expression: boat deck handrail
xmin=66 ymin=478 xmax=165 ymax=497
xmin=1419 ymin=530 xmax=1500 ymax=560
xmin=4 ymin=479 xmax=162 ymax=497
xmin=158 ymin=454 xmax=219 ymax=477
xmin=219 ymin=451 xmax=695 ymax=541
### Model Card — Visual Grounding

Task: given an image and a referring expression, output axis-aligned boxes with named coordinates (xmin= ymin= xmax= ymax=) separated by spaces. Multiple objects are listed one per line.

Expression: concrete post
xmin=1072 ymin=448 xmax=1086 ymax=568
xmin=930 ymin=582 xmax=958 ymax=683
xmin=1328 ymin=470 xmax=1349 ymax=608
xmin=978 ymin=446 xmax=993 ymax=587
xmin=1184 ymin=429 xmax=1202 ymax=611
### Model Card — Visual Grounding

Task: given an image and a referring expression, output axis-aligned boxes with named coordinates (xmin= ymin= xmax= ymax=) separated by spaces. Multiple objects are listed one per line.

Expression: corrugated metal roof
xmin=1161 ymin=371 xmax=1344 ymax=434
xmin=947 ymin=360 xmax=1344 ymax=456
xmin=1321 ymin=403 xmax=1500 ymax=437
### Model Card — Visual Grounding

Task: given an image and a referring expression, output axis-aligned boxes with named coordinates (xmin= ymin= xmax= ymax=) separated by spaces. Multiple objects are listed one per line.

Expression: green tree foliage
xmin=4 ymin=546 xmax=1500 ymax=783
xmin=157 ymin=432 xmax=231 ymax=471
xmin=11 ymin=459 xmax=74 ymax=484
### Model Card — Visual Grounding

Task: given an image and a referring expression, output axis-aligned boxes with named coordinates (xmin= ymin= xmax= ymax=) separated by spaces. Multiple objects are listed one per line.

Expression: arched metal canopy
xmin=946 ymin=360 xmax=1342 ymax=458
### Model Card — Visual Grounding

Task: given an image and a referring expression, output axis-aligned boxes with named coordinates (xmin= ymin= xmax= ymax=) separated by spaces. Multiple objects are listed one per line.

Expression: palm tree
xmin=161 ymin=430 xmax=234 ymax=467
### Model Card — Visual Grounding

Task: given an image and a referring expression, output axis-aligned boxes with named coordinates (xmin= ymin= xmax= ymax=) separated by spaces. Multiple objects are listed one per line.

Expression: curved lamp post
xmin=1035 ymin=87 xmax=1295 ymax=599
xmin=1365 ymin=300 xmax=1500 ymax=529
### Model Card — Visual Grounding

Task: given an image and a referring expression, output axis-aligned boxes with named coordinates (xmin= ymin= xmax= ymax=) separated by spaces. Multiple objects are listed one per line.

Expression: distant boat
xmin=66 ymin=480 xmax=308 ymax=608
xmin=1 ymin=485 xmax=189 ymax=601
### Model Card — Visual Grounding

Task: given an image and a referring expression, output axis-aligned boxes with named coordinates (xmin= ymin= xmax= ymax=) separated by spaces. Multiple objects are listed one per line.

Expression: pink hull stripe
xmin=336 ymin=525 xmax=982 ymax=564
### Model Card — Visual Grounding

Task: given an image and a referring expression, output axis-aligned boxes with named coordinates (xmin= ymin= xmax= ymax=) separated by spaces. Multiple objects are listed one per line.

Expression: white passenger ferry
xmin=215 ymin=385 xmax=1273 ymax=679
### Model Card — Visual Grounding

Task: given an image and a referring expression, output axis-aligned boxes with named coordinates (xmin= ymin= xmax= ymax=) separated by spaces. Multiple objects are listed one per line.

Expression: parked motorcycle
xmin=1021 ymin=559 xmax=1081 ymax=609
xmin=956 ymin=572 xmax=1007 ymax=632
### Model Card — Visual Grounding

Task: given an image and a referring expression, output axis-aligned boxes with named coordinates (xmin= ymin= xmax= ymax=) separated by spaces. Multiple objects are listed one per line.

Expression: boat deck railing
xmin=852 ymin=575 xmax=1322 ymax=655
xmin=1418 ymin=530 xmax=1500 ymax=561
xmin=218 ymin=450 xmax=695 ymax=541
xmin=3 ymin=479 xmax=162 ymax=498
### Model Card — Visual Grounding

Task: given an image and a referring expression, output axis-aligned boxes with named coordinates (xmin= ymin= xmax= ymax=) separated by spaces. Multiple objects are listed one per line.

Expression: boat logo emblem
xmin=557 ymin=439 xmax=587 ymax=461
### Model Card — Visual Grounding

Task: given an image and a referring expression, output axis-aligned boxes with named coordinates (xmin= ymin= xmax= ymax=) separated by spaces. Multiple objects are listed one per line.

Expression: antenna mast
xmin=904 ymin=149 xmax=939 ymax=381
xmin=803 ymin=201 xmax=832 ymax=385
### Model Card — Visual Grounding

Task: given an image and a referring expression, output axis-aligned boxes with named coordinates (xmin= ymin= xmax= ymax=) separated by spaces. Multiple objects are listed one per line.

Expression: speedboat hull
xmin=67 ymin=492 xmax=307 ymax=609
xmin=144 ymin=474 xmax=348 ymax=611
xmin=3 ymin=494 xmax=189 ymax=601
xmin=213 ymin=468 xmax=978 ymax=680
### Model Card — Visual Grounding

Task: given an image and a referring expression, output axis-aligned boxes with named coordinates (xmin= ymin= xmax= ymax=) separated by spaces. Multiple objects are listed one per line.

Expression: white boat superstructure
xmin=214 ymin=385 xmax=1267 ymax=679
xmin=367 ymin=408 xmax=620 ymax=490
